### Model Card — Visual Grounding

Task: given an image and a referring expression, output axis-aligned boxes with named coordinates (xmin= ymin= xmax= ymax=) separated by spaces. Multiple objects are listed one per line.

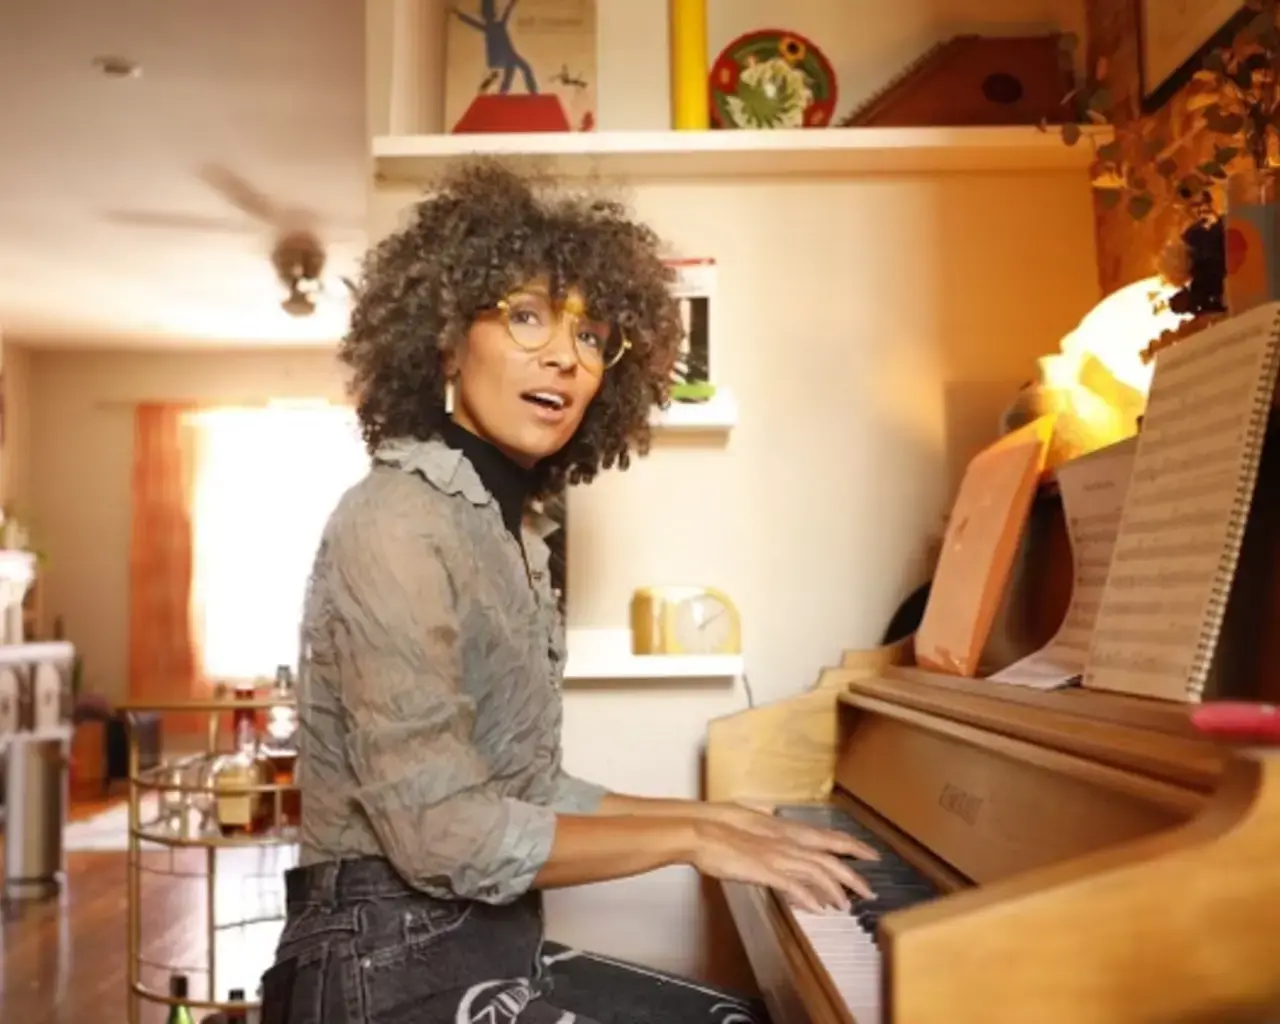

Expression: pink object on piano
xmin=1191 ymin=702 xmax=1280 ymax=744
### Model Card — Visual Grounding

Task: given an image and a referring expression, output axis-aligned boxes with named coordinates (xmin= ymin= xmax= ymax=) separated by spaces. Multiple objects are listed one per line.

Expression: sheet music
xmin=989 ymin=440 xmax=1134 ymax=690
xmin=1083 ymin=303 xmax=1280 ymax=700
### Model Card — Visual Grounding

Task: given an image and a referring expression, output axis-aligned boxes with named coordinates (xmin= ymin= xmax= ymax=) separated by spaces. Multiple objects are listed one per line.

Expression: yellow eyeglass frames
xmin=492 ymin=290 xmax=631 ymax=374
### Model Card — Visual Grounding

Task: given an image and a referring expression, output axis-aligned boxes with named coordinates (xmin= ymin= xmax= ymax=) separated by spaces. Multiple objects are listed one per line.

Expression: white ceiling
xmin=0 ymin=0 xmax=369 ymax=348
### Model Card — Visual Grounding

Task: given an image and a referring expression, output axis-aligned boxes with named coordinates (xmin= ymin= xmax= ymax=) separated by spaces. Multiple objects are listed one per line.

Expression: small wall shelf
xmin=650 ymin=390 xmax=738 ymax=432
xmin=372 ymin=126 xmax=1104 ymax=185
xmin=565 ymin=628 xmax=743 ymax=682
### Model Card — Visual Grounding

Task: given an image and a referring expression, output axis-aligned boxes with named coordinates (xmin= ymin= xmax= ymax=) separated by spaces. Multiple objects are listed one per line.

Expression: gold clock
xmin=630 ymin=586 xmax=742 ymax=656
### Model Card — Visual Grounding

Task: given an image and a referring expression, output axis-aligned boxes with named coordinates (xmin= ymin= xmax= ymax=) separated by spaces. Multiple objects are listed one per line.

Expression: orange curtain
xmin=128 ymin=404 xmax=203 ymax=734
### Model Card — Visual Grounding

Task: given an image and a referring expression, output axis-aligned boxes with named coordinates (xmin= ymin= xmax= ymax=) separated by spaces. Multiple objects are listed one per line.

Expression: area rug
xmin=63 ymin=795 xmax=162 ymax=852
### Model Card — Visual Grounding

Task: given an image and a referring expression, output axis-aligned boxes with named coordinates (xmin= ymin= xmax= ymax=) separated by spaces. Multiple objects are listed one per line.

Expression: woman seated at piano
xmin=261 ymin=162 xmax=877 ymax=1024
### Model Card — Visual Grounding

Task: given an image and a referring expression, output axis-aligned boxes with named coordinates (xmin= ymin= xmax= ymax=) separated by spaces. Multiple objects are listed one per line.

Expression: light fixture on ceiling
xmin=92 ymin=55 xmax=142 ymax=79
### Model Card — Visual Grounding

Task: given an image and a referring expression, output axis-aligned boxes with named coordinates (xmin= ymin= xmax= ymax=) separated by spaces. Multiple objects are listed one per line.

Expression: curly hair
xmin=339 ymin=160 xmax=684 ymax=496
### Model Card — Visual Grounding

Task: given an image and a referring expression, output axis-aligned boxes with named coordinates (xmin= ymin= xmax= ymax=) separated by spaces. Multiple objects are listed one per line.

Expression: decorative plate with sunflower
xmin=708 ymin=29 xmax=837 ymax=130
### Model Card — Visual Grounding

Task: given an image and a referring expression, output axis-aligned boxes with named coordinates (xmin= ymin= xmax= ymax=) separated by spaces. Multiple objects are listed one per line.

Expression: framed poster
xmin=1139 ymin=0 xmax=1251 ymax=112
xmin=444 ymin=0 xmax=598 ymax=133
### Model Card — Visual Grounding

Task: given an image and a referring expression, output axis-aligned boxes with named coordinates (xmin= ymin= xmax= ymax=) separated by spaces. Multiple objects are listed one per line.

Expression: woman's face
xmin=449 ymin=283 xmax=609 ymax=467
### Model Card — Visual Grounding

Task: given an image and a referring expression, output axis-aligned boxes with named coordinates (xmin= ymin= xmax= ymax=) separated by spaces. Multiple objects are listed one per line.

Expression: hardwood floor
xmin=2 ymin=797 xmax=289 ymax=1023
xmin=3 ymin=852 xmax=135 ymax=1023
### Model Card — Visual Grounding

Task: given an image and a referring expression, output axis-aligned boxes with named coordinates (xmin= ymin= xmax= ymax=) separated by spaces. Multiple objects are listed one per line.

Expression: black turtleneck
xmin=438 ymin=420 xmax=532 ymax=539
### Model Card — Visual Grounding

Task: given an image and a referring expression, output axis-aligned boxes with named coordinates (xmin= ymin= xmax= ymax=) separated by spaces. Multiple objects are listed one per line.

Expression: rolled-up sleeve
xmin=329 ymin=491 xmax=556 ymax=904
xmin=549 ymin=767 xmax=608 ymax=814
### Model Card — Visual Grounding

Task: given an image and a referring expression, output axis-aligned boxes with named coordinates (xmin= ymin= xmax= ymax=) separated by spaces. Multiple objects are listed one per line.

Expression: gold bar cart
xmin=121 ymin=695 xmax=298 ymax=1023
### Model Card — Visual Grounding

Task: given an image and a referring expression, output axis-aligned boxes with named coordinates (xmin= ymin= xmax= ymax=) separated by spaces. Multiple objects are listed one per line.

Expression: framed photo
xmin=663 ymin=258 xmax=716 ymax=389
xmin=1139 ymin=1 xmax=1251 ymax=113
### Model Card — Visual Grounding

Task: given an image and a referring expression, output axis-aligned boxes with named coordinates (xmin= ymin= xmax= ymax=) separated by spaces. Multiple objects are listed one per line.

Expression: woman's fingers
xmin=824 ymin=831 xmax=879 ymax=862
xmin=774 ymin=853 xmax=851 ymax=911
xmin=748 ymin=858 xmax=826 ymax=913
xmin=812 ymin=849 xmax=875 ymax=901
xmin=704 ymin=820 xmax=877 ymax=911
xmin=783 ymin=846 xmax=876 ymax=903
xmin=789 ymin=822 xmax=879 ymax=862
xmin=769 ymin=872 xmax=825 ymax=914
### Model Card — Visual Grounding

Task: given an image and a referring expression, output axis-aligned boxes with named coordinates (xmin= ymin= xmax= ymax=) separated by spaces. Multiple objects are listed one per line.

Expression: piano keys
xmin=707 ymin=658 xmax=1280 ymax=1024
xmin=778 ymin=805 xmax=942 ymax=1024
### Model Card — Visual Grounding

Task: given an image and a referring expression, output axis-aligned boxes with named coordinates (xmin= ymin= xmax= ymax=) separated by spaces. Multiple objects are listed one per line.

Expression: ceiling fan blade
xmin=102 ymin=209 xmax=260 ymax=235
xmin=199 ymin=163 xmax=296 ymax=227
xmin=198 ymin=162 xmax=367 ymax=243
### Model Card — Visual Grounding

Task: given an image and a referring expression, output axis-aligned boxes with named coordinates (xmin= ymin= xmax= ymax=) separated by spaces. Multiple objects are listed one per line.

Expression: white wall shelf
xmin=372 ymin=126 xmax=1105 ymax=185
xmin=650 ymin=389 xmax=737 ymax=433
xmin=565 ymin=628 xmax=743 ymax=682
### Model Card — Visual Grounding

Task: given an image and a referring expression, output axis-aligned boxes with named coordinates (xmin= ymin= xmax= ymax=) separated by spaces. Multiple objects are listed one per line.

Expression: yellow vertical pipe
xmin=670 ymin=0 xmax=709 ymax=130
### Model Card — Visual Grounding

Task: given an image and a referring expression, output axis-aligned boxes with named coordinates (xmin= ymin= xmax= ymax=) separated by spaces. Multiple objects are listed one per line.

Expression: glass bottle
xmin=260 ymin=664 xmax=300 ymax=828
xmin=225 ymin=986 xmax=248 ymax=1024
xmin=232 ymin=678 xmax=258 ymax=734
xmin=211 ymin=713 xmax=272 ymax=836
xmin=166 ymin=973 xmax=196 ymax=1024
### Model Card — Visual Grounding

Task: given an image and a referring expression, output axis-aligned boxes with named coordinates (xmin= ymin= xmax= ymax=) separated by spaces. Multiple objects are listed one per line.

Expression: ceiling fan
xmin=272 ymin=228 xmax=358 ymax=319
xmin=104 ymin=163 xmax=361 ymax=317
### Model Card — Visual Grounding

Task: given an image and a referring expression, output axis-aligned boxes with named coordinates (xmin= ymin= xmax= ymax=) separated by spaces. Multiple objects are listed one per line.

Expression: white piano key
xmin=792 ymin=908 xmax=882 ymax=1024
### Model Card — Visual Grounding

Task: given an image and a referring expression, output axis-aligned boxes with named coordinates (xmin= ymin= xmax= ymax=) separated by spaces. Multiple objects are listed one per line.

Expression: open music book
xmin=1083 ymin=301 xmax=1280 ymax=702
xmin=989 ymin=438 xmax=1135 ymax=690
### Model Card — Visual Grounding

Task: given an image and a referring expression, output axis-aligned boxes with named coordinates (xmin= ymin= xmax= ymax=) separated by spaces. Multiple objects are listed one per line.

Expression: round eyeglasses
xmin=494 ymin=291 xmax=631 ymax=373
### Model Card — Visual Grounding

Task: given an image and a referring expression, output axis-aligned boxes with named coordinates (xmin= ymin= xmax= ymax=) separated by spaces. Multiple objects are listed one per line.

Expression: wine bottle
xmin=262 ymin=664 xmax=300 ymax=828
xmin=225 ymin=986 xmax=248 ymax=1023
xmin=210 ymin=715 xmax=272 ymax=836
xmin=166 ymin=973 xmax=196 ymax=1024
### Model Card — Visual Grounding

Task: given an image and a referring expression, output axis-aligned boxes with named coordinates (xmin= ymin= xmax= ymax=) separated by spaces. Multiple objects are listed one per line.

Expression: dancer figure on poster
xmin=452 ymin=0 xmax=538 ymax=95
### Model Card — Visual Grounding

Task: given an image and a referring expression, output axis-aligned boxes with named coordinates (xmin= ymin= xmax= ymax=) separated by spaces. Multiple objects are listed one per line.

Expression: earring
xmin=444 ymin=377 xmax=456 ymax=415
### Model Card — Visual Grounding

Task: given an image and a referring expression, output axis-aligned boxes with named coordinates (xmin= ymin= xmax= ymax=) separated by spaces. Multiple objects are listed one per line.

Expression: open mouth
xmin=521 ymin=390 xmax=569 ymax=412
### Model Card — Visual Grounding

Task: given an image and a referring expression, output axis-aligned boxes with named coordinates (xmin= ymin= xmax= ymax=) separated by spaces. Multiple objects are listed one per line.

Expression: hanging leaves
xmin=1177 ymin=173 xmax=1208 ymax=200
xmin=1203 ymin=106 xmax=1247 ymax=135
xmin=1096 ymin=139 xmax=1122 ymax=163
xmin=1096 ymin=188 xmax=1123 ymax=210
xmin=1201 ymin=51 xmax=1228 ymax=74
xmin=1088 ymin=87 xmax=1113 ymax=115
xmin=1052 ymin=0 xmax=1280 ymax=224
xmin=1128 ymin=194 xmax=1156 ymax=220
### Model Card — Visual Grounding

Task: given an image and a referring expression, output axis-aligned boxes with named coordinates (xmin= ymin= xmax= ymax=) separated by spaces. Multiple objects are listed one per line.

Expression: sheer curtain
xmin=187 ymin=404 xmax=369 ymax=682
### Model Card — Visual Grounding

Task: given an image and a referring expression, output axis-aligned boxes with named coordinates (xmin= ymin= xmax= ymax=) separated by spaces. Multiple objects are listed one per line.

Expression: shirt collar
xmin=372 ymin=436 xmax=560 ymax=543
xmin=373 ymin=437 xmax=491 ymax=506
xmin=373 ymin=432 xmax=565 ymax=576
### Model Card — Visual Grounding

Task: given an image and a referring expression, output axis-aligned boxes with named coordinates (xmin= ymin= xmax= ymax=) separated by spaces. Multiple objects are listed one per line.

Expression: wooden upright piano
xmin=706 ymin=645 xmax=1280 ymax=1023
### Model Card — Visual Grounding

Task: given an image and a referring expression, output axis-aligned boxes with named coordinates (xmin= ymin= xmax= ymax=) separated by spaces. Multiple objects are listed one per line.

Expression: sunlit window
xmin=188 ymin=403 xmax=369 ymax=681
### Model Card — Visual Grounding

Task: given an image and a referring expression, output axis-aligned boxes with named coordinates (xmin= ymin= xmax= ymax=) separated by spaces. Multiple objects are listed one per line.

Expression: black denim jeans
xmin=260 ymin=857 xmax=768 ymax=1023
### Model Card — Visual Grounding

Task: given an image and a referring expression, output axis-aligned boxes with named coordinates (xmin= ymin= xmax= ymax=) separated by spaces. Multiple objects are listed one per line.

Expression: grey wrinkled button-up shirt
xmin=296 ymin=436 xmax=606 ymax=905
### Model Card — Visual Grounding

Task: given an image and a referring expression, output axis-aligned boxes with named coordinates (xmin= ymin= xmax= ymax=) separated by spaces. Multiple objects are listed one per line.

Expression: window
xmin=188 ymin=404 xmax=369 ymax=681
